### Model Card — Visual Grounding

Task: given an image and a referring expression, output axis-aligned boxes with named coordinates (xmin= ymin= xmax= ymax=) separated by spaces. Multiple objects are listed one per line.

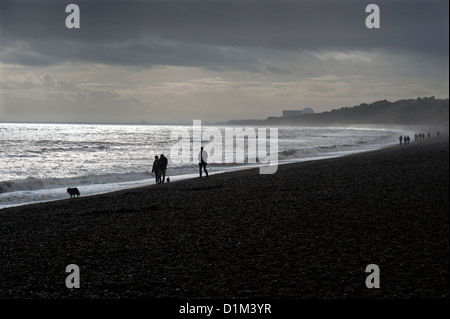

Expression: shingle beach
xmin=0 ymin=139 xmax=448 ymax=299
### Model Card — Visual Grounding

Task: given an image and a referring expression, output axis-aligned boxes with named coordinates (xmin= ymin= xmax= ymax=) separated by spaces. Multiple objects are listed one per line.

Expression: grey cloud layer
xmin=1 ymin=0 xmax=448 ymax=69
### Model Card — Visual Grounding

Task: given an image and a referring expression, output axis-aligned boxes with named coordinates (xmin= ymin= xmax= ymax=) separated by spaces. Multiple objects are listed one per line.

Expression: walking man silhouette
xmin=198 ymin=146 xmax=209 ymax=178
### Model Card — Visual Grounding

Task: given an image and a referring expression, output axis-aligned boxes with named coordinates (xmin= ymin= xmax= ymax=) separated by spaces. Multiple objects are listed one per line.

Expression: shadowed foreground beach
xmin=0 ymin=140 xmax=448 ymax=300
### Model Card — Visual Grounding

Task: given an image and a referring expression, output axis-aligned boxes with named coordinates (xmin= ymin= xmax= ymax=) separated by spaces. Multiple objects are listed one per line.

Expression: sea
xmin=0 ymin=122 xmax=416 ymax=209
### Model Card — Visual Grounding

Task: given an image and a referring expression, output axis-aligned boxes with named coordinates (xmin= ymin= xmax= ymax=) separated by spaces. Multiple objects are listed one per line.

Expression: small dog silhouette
xmin=67 ymin=187 xmax=80 ymax=198
xmin=166 ymin=177 xmax=170 ymax=183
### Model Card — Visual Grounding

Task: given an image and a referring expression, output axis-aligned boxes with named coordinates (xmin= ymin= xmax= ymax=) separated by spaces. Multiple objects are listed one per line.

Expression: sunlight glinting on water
xmin=0 ymin=122 xmax=412 ymax=208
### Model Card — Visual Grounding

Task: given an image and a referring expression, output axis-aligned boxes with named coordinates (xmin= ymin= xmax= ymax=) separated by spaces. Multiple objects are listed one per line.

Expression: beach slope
xmin=0 ymin=140 xmax=448 ymax=299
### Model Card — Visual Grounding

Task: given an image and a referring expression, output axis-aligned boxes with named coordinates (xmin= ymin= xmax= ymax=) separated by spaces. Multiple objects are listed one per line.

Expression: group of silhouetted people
xmin=151 ymin=147 xmax=209 ymax=184
xmin=399 ymin=135 xmax=410 ymax=145
xmin=414 ymin=133 xmax=427 ymax=141
xmin=399 ymin=131 xmax=441 ymax=145
xmin=151 ymin=154 xmax=168 ymax=184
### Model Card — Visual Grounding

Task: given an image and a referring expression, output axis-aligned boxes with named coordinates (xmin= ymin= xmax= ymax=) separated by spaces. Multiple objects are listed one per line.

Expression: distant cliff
xmin=222 ymin=97 xmax=449 ymax=126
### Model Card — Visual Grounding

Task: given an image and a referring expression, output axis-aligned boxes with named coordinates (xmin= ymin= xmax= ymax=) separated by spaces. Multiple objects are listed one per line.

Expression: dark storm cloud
xmin=0 ymin=0 xmax=448 ymax=68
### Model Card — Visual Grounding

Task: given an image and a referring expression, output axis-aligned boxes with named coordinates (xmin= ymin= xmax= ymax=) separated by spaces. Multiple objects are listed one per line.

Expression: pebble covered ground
xmin=0 ymin=140 xmax=448 ymax=299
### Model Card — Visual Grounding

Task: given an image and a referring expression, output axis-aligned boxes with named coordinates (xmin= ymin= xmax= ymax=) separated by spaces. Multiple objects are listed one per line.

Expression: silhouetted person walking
xmin=198 ymin=146 xmax=209 ymax=178
xmin=152 ymin=155 xmax=161 ymax=184
xmin=399 ymin=135 xmax=403 ymax=145
xmin=159 ymin=154 xmax=168 ymax=183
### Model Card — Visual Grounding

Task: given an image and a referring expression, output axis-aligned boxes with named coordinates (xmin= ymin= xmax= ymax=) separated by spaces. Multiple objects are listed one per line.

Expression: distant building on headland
xmin=282 ymin=108 xmax=314 ymax=117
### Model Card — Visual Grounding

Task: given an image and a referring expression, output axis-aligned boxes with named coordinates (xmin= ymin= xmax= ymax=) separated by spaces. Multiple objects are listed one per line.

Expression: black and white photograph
xmin=0 ymin=0 xmax=448 ymax=315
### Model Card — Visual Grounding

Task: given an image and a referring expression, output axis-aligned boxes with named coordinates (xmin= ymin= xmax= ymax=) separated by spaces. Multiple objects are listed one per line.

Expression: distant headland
xmin=217 ymin=97 xmax=449 ymax=127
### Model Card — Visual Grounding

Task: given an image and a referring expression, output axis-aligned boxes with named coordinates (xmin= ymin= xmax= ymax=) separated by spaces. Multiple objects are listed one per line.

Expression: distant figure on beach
xmin=437 ymin=131 xmax=440 ymax=139
xmin=152 ymin=155 xmax=161 ymax=184
xmin=198 ymin=146 xmax=209 ymax=178
xmin=399 ymin=135 xmax=403 ymax=145
xmin=159 ymin=154 xmax=168 ymax=183
xmin=406 ymin=135 xmax=410 ymax=144
xmin=428 ymin=132 xmax=430 ymax=139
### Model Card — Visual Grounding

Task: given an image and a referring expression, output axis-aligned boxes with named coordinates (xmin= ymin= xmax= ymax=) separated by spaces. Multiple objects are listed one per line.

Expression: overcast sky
xmin=0 ymin=0 xmax=448 ymax=124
